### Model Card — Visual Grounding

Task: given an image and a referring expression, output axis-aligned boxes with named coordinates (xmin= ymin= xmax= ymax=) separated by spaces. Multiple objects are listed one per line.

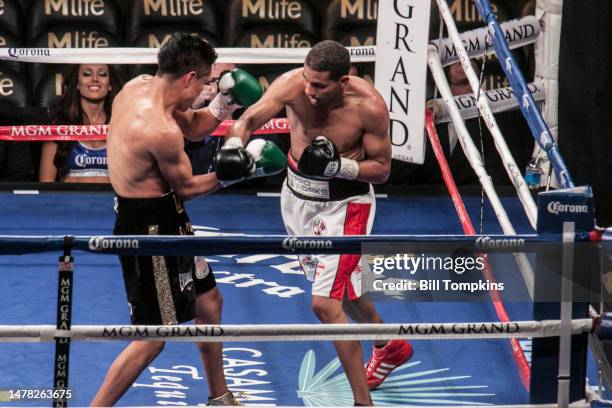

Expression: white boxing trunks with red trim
xmin=281 ymin=161 xmax=375 ymax=300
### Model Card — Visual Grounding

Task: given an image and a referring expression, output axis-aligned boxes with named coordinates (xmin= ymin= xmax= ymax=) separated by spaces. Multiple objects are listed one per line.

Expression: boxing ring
xmin=0 ymin=0 xmax=610 ymax=406
xmin=0 ymin=191 xmax=602 ymax=407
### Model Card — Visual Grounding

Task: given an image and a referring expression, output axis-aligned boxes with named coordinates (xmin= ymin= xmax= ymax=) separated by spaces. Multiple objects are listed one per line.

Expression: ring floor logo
xmin=297 ymin=350 xmax=494 ymax=406
xmin=194 ymin=226 xmax=307 ymax=299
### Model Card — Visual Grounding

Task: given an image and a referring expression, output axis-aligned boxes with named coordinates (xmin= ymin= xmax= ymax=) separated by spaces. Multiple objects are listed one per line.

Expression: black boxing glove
xmin=298 ymin=136 xmax=359 ymax=180
xmin=215 ymin=137 xmax=255 ymax=185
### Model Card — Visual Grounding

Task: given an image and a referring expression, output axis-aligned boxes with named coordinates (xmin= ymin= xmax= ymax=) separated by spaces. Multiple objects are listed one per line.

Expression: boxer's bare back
xmin=108 ymin=73 xmax=217 ymax=199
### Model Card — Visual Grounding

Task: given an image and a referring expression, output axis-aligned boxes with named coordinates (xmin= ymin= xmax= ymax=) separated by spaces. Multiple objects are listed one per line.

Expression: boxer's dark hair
xmin=157 ymin=33 xmax=217 ymax=79
xmin=305 ymin=40 xmax=351 ymax=81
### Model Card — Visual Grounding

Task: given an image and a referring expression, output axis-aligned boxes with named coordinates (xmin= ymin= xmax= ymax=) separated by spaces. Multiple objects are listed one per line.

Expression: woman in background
xmin=39 ymin=64 xmax=123 ymax=183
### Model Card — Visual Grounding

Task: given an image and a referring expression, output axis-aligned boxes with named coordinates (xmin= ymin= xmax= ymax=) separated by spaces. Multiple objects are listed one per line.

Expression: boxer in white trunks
xmin=226 ymin=40 xmax=413 ymax=406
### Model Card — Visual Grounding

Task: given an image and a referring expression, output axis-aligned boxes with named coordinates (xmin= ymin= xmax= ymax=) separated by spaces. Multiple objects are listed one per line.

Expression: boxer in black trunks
xmin=91 ymin=33 xmax=269 ymax=406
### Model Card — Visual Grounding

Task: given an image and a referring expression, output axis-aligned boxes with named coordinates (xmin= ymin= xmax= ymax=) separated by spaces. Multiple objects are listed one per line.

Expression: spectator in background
xmin=0 ymin=141 xmax=34 ymax=182
xmin=447 ymin=60 xmax=477 ymax=95
xmin=39 ymin=64 xmax=123 ymax=183
xmin=185 ymin=62 xmax=236 ymax=175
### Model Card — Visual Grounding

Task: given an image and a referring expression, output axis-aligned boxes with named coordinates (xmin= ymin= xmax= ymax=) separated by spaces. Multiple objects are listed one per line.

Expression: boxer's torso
xmin=284 ymin=69 xmax=378 ymax=162
xmin=108 ymin=75 xmax=183 ymax=198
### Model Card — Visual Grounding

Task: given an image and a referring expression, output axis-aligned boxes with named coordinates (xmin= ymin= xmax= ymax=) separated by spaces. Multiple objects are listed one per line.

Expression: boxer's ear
xmin=338 ymin=75 xmax=349 ymax=88
xmin=184 ymin=71 xmax=197 ymax=87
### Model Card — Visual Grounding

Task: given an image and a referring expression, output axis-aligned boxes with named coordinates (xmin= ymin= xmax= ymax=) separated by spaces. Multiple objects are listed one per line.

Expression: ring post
xmin=53 ymin=236 xmax=74 ymax=408
xmin=531 ymin=187 xmax=594 ymax=403
xmin=558 ymin=222 xmax=576 ymax=408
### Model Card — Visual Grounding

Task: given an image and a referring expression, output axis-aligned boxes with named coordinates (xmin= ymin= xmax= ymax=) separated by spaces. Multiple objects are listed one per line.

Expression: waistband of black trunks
xmin=286 ymin=152 xmax=370 ymax=202
xmin=114 ymin=191 xmax=186 ymax=223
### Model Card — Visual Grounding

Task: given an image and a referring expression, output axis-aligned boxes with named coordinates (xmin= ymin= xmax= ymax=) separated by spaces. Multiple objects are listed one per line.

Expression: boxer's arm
xmin=150 ymin=128 xmax=220 ymax=200
xmin=228 ymin=70 xmax=296 ymax=146
xmin=174 ymin=109 xmax=221 ymax=143
xmin=357 ymin=103 xmax=391 ymax=184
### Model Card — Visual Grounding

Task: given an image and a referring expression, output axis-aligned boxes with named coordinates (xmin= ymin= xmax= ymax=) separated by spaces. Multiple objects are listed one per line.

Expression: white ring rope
xmin=428 ymin=46 xmax=535 ymax=299
xmin=430 ymin=15 xmax=540 ymax=67
xmin=0 ymin=319 xmax=594 ymax=343
xmin=0 ymin=16 xmax=537 ymax=66
xmin=435 ymin=0 xmax=538 ymax=230
xmin=429 ymin=80 xmax=546 ymax=124
xmin=0 ymin=46 xmax=376 ymax=65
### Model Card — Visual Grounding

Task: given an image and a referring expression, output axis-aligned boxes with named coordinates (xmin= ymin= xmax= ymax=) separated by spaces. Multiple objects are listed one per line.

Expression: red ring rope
xmin=0 ymin=118 xmax=290 ymax=141
xmin=425 ymin=108 xmax=531 ymax=390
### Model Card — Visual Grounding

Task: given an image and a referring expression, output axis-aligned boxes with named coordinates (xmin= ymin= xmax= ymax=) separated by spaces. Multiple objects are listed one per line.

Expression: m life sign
xmin=375 ymin=1 xmax=430 ymax=164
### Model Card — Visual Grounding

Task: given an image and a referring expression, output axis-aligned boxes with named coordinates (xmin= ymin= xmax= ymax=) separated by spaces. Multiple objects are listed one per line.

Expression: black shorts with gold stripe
xmin=113 ymin=191 xmax=216 ymax=325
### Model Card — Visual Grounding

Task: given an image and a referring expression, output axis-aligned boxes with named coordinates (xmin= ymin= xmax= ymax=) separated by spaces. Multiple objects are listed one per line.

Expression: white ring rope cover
xmin=0 ymin=319 xmax=594 ymax=343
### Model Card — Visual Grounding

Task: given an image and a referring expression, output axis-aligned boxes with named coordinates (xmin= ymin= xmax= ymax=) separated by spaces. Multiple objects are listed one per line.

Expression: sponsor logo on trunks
xmin=194 ymin=256 xmax=209 ymax=279
xmin=546 ymin=201 xmax=589 ymax=215
xmin=282 ymin=237 xmax=332 ymax=251
xmin=312 ymin=219 xmax=326 ymax=236
xmin=179 ymin=271 xmax=193 ymax=292
xmin=287 ymin=170 xmax=330 ymax=199
xmin=75 ymin=154 xmax=107 ymax=167
xmin=475 ymin=236 xmax=525 ymax=250
xmin=88 ymin=237 xmax=139 ymax=251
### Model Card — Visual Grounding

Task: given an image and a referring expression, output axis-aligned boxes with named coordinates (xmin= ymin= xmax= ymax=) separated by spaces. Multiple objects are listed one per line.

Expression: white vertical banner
xmin=375 ymin=1 xmax=431 ymax=164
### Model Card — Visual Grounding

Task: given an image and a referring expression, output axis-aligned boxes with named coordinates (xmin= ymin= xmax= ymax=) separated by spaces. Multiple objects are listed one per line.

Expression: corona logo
xmin=475 ymin=236 xmax=525 ymax=250
xmin=7 ymin=48 xmax=51 ymax=58
xmin=88 ymin=237 xmax=140 ymax=251
xmin=546 ymin=201 xmax=589 ymax=215
xmin=282 ymin=237 xmax=332 ymax=251
xmin=75 ymin=154 xmax=107 ymax=167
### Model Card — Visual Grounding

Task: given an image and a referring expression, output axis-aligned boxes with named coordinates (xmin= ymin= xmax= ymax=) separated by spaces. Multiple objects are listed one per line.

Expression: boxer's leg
xmin=311 ymin=295 xmax=372 ymax=406
xmin=91 ymin=341 xmax=165 ymax=406
xmin=194 ymin=286 xmax=229 ymax=400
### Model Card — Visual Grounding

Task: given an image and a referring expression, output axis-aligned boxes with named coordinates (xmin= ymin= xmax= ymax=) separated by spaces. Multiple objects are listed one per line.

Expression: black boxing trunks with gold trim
xmin=113 ymin=191 xmax=216 ymax=325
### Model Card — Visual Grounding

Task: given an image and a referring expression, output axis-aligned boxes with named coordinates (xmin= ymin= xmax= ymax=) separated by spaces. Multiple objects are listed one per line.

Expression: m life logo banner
xmin=375 ymin=1 xmax=431 ymax=164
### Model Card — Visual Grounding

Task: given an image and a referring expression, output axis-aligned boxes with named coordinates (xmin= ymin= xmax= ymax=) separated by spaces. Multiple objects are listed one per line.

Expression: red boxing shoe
xmin=365 ymin=340 xmax=413 ymax=390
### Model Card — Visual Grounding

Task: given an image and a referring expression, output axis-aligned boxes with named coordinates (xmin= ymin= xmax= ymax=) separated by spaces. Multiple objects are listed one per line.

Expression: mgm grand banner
xmin=376 ymin=1 xmax=431 ymax=164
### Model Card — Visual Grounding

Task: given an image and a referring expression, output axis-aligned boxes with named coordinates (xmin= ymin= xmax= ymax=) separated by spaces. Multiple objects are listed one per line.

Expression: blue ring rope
xmin=0 ymin=233 xmax=585 ymax=256
xmin=474 ymin=0 xmax=574 ymax=189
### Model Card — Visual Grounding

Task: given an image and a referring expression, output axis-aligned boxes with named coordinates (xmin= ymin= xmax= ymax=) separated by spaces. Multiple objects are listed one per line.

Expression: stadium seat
xmin=126 ymin=0 xmax=221 ymax=44
xmin=0 ymin=66 xmax=30 ymax=107
xmin=0 ymin=0 xmax=24 ymax=39
xmin=27 ymin=27 xmax=121 ymax=94
xmin=225 ymin=0 xmax=319 ymax=47
xmin=26 ymin=0 xmax=123 ymax=44
xmin=128 ymin=27 xmax=220 ymax=79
